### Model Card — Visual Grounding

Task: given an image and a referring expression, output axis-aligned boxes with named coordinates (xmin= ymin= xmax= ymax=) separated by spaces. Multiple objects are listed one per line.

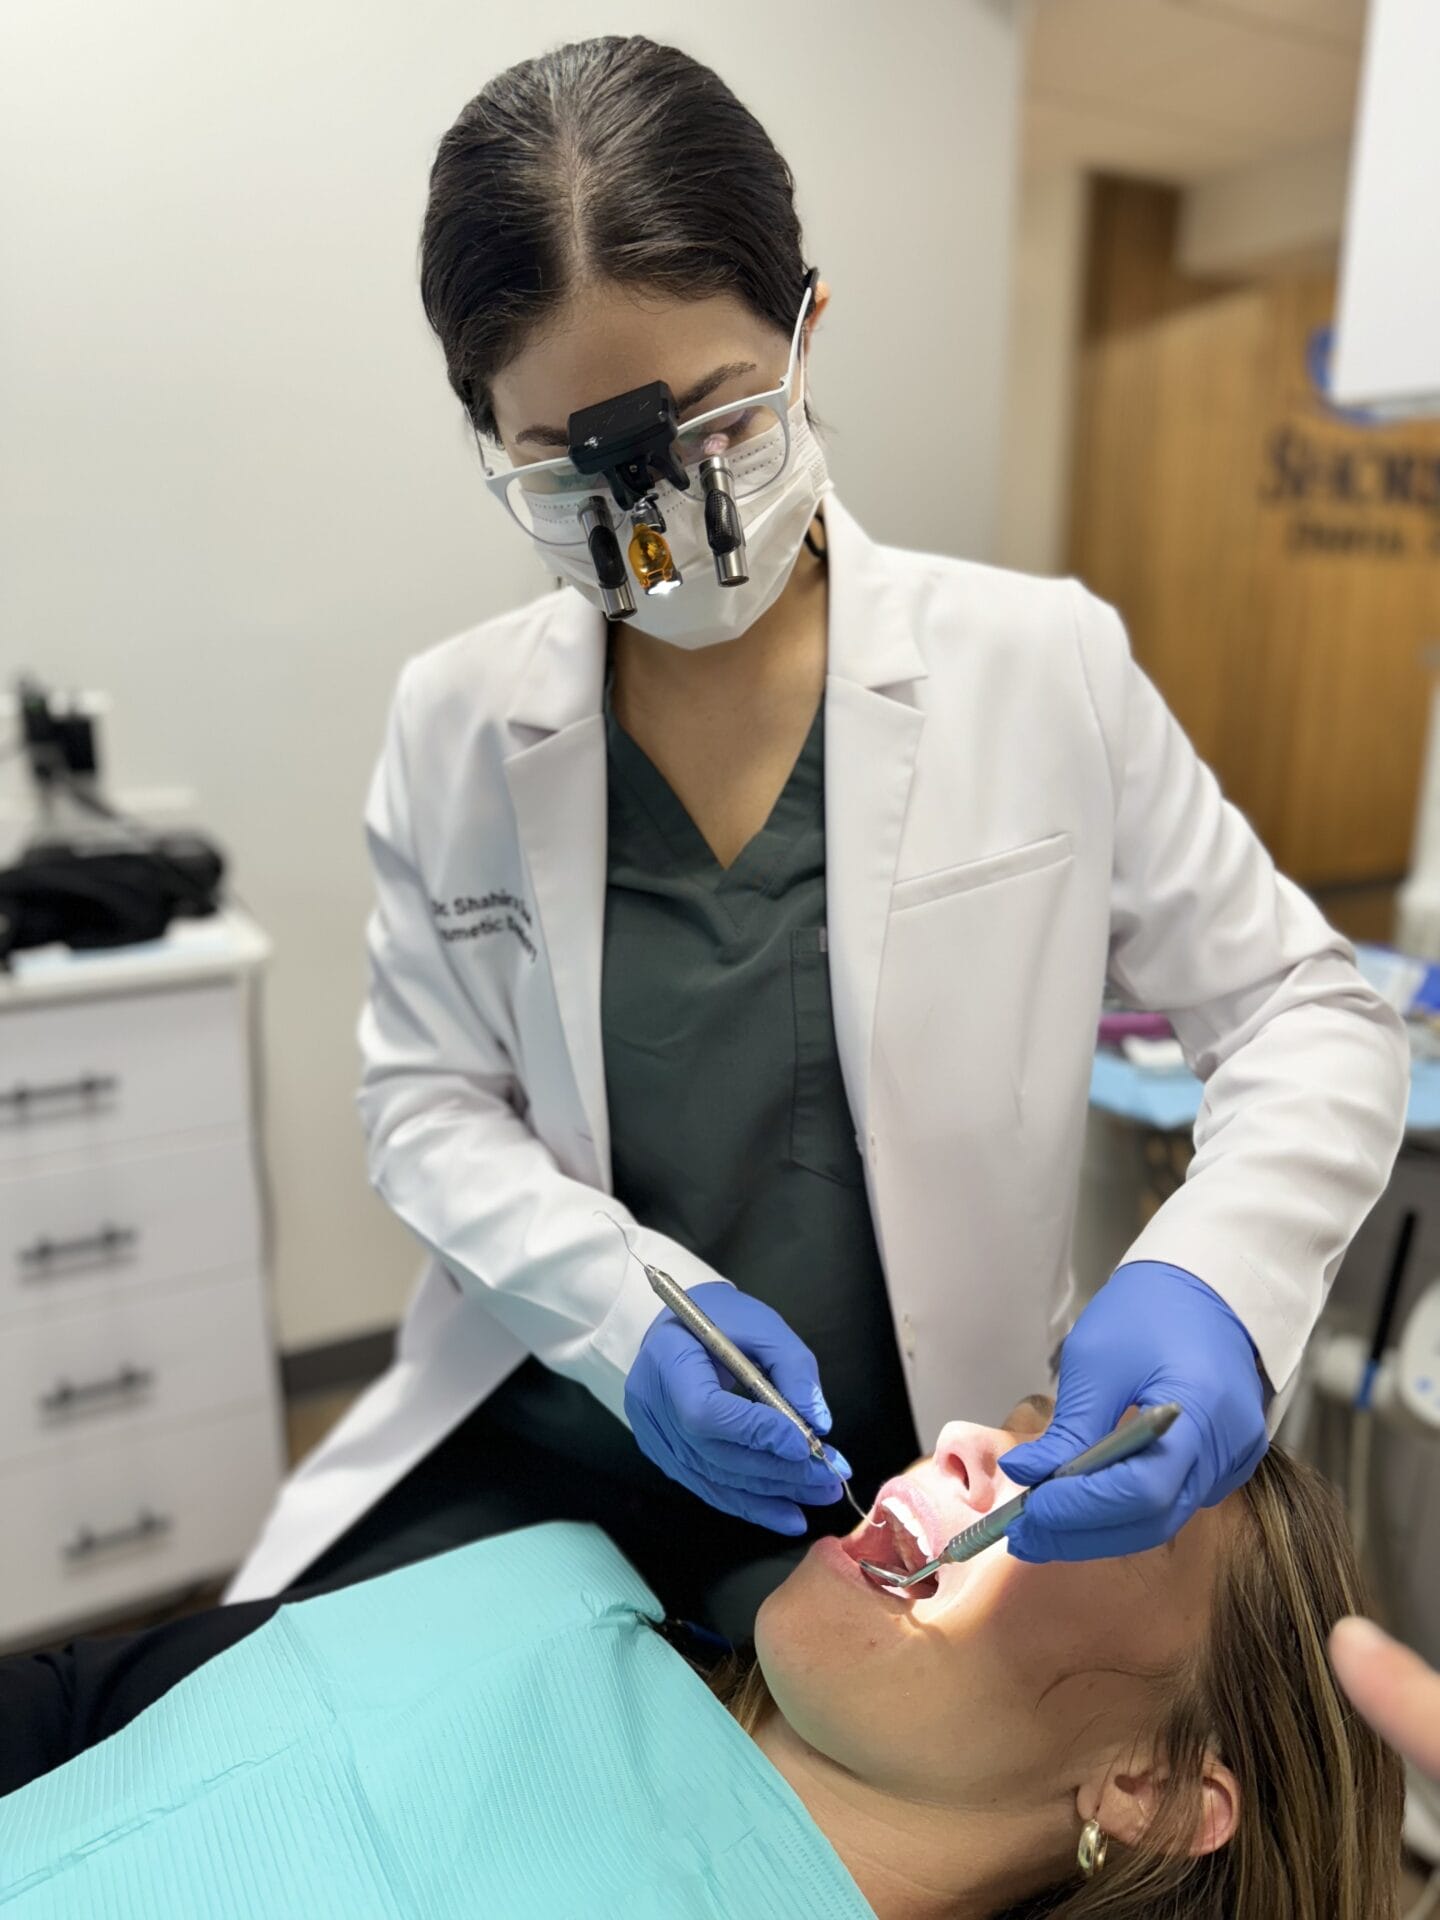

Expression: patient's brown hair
xmin=710 ymin=1444 xmax=1405 ymax=1920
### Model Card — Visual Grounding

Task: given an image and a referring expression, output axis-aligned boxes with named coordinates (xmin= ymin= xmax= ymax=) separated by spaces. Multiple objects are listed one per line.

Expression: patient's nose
xmin=932 ymin=1421 xmax=1011 ymax=1517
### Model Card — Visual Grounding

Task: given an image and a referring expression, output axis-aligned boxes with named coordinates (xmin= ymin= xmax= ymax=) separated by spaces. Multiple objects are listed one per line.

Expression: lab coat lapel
xmin=503 ymin=594 xmax=614 ymax=1183
xmin=498 ymin=494 xmax=926 ymax=1186
xmin=820 ymin=494 xmax=928 ymax=1148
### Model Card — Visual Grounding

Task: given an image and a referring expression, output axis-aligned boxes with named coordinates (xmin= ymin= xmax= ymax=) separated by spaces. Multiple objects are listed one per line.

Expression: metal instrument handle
xmin=643 ymin=1265 xmax=822 ymax=1456
xmin=939 ymin=1488 xmax=1032 ymax=1564
xmin=939 ymin=1403 xmax=1181 ymax=1568
xmin=1049 ymin=1403 xmax=1181 ymax=1480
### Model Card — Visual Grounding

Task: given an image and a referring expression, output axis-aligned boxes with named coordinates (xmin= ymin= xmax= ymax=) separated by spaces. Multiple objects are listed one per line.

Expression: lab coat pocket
xmin=876 ymin=831 xmax=1087 ymax=1163
xmin=790 ymin=927 xmax=864 ymax=1189
xmin=889 ymin=831 xmax=1075 ymax=915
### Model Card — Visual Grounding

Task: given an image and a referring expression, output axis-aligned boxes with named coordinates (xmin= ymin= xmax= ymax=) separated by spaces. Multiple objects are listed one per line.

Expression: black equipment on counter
xmin=2 ymin=672 xmax=228 ymax=970
xmin=0 ymin=832 xmax=225 ymax=970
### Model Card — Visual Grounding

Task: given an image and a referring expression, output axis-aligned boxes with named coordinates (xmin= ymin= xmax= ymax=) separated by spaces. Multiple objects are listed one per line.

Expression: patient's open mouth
xmin=841 ymin=1483 xmax=943 ymax=1601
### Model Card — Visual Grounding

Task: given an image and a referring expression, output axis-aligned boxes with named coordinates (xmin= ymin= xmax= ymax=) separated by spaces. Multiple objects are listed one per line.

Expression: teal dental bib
xmin=0 ymin=1521 xmax=873 ymax=1919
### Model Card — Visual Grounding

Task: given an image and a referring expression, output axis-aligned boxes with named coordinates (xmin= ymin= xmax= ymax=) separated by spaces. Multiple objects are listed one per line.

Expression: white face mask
xmin=533 ymin=385 xmax=832 ymax=650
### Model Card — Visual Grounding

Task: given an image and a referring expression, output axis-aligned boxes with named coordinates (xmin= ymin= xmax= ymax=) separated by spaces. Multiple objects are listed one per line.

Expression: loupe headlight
xmin=698 ymin=456 xmax=746 ymax=586
xmin=568 ymin=381 xmax=689 ymax=511
xmin=567 ymin=381 xmax=749 ymax=600
xmin=577 ymin=496 xmax=635 ymax=619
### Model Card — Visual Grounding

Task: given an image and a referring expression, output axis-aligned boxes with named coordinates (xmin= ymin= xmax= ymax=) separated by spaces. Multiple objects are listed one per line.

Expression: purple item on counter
xmin=1097 ymin=1011 xmax=1175 ymax=1044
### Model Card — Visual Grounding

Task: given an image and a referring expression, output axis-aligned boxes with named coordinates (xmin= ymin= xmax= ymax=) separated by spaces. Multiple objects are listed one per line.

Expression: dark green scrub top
xmin=600 ymin=649 xmax=919 ymax=1499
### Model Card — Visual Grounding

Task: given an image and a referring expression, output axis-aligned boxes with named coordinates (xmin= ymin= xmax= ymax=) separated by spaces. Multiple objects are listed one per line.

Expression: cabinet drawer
xmin=0 ymin=982 xmax=248 ymax=1166
xmin=0 ymin=1271 xmax=275 ymax=1468
xmin=0 ymin=1403 xmax=285 ymax=1650
xmin=0 ymin=1138 xmax=262 ymax=1317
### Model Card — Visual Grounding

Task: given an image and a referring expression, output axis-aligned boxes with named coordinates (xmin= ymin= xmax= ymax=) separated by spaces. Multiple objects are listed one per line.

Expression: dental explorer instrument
xmin=859 ymin=1401 xmax=1182 ymax=1588
xmin=636 ymin=1253 xmax=872 ymax=1523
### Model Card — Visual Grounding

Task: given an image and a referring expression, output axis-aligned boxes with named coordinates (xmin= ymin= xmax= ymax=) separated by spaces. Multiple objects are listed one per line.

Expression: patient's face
xmin=755 ymin=1398 xmax=1227 ymax=1807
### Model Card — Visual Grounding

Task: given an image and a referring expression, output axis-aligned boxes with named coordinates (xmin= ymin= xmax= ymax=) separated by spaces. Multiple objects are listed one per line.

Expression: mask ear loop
xmin=791 ymin=295 xmax=828 ymax=567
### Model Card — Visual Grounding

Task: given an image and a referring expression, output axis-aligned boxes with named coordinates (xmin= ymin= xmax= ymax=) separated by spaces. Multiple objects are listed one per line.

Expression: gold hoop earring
xmin=1078 ymin=1818 xmax=1109 ymax=1879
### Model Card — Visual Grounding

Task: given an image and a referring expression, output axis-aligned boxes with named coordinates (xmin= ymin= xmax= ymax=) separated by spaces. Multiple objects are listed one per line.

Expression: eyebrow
xmin=514 ymin=360 xmax=760 ymax=449
xmin=1015 ymin=1393 xmax=1056 ymax=1424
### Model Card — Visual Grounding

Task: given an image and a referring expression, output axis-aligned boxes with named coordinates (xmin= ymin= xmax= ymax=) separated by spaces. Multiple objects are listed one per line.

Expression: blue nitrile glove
xmin=997 ymin=1262 xmax=1269 ymax=1563
xmin=624 ymin=1281 xmax=851 ymax=1535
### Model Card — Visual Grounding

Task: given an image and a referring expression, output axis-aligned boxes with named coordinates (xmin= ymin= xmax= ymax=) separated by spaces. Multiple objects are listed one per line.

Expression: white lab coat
xmin=227 ymin=491 xmax=1409 ymax=1602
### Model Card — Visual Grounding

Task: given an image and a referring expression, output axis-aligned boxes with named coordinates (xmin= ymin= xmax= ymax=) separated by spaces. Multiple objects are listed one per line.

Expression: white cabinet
xmin=0 ymin=1406 xmax=284 ymax=1647
xmin=0 ymin=1269 xmax=275 ymax=1470
xmin=0 ymin=1136 xmax=263 ymax=1314
xmin=0 ymin=982 xmax=249 ymax=1164
xmin=0 ymin=911 xmax=284 ymax=1648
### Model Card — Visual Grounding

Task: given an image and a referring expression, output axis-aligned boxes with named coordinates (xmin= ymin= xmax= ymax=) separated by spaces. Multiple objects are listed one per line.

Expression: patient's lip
xmin=834 ymin=1477 xmax=953 ymax=1603
xmin=816 ymin=1534 xmax=911 ymax=1603
xmin=867 ymin=1476 xmax=945 ymax=1560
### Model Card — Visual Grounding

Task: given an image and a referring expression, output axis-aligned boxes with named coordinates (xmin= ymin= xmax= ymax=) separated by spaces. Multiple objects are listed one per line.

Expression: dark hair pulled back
xmin=419 ymin=36 xmax=815 ymax=445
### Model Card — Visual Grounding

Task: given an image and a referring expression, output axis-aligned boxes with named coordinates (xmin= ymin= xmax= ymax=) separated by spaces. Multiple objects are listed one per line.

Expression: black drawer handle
xmin=63 ymin=1508 xmax=171 ymax=1563
xmin=0 ymin=1074 xmax=119 ymax=1114
xmin=39 ymin=1364 xmax=154 ymax=1417
xmin=19 ymin=1224 xmax=139 ymax=1277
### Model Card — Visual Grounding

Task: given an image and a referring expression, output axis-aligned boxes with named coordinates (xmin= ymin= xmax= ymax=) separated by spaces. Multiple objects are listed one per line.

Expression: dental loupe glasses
xmin=476 ymin=268 xmax=820 ymax=617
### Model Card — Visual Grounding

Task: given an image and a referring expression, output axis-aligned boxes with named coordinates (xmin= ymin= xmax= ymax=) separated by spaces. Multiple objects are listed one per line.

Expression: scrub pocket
xmin=790 ymin=926 xmax=863 ymax=1188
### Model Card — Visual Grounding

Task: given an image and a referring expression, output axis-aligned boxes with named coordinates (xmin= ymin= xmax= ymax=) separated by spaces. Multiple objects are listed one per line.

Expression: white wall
xmin=1332 ymin=0 xmax=1440 ymax=410
xmin=1178 ymin=137 xmax=1350 ymax=278
xmin=994 ymin=164 xmax=1088 ymax=576
xmin=0 ymin=0 xmax=1024 ymax=1351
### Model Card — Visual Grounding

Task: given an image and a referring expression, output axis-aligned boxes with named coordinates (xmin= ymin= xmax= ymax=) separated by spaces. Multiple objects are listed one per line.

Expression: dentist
xmin=229 ymin=36 xmax=1408 ymax=1634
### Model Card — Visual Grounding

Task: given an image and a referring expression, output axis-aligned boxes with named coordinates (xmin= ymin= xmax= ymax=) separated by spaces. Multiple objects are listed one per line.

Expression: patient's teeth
xmin=880 ymin=1496 xmax=930 ymax=1561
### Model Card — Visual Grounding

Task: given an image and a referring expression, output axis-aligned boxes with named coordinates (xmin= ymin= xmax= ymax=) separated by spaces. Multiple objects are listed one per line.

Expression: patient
xmin=743 ymin=1394 xmax=1406 ymax=1917
xmin=0 ymin=1397 xmax=1404 ymax=1920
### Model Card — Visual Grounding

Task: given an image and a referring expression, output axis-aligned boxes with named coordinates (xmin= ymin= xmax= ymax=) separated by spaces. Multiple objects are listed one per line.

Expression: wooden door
xmin=1068 ymin=181 xmax=1440 ymax=886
